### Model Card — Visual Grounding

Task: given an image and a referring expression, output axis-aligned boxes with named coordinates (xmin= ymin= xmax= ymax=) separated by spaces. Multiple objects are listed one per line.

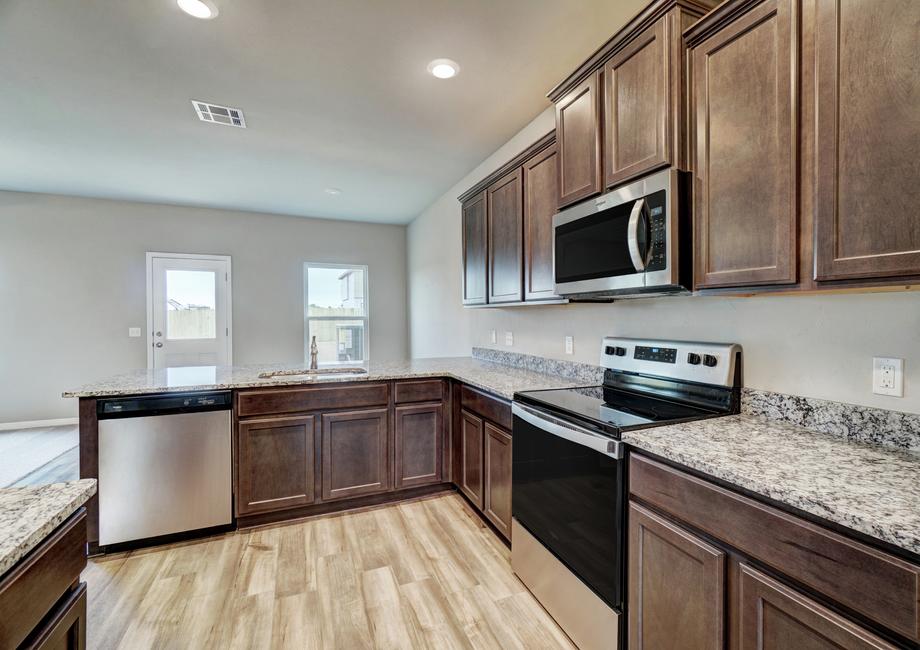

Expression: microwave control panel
xmin=646 ymin=190 xmax=667 ymax=271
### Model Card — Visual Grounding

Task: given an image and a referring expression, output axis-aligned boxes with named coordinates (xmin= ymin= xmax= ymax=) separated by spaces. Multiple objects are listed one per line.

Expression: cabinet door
xmin=237 ymin=415 xmax=315 ymax=515
xmin=26 ymin=582 xmax=87 ymax=650
xmin=523 ymin=143 xmax=561 ymax=301
xmin=459 ymin=410 xmax=484 ymax=509
xmin=628 ymin=502 xmax=725 ymax=650
xmin=394 ymin=402 xmax=443 ymax=489
xmin=321 ymin=408 xmax=389 ymax=501
xmin=737 ymin=563 xmax=897 ymax=650
xmin=813 ymin=0 xmax=920 ymax=281
xmin=692 ymin=0 xmax=798 ymax=288
xmin=483 ymin=423 xmax=512 ymax=541
xmin=487 ymin=168 xmax=524 ymax=304
xmin=604 ymin=17 xmax=669 ymax=188
xmin=461 ymin=191 xmax=488 ymax=305
xmin=556 ymin=73 xmax=602 ymax=207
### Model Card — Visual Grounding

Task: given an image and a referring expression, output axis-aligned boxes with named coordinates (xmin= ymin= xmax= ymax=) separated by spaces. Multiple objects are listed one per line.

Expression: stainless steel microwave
xmin=553 ymin=168 xmax=690 ymax=299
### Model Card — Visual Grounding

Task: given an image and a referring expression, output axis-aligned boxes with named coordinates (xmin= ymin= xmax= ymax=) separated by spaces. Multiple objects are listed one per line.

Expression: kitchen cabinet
xmin=237 ymin=415 xmax=316 ymax=516
xmin=628 ymin=502 xmax=725 ymax=650
xmin=321 ymin=408 xmax=389 ymax=501
xmin=394 ymin=402 xmax=443 ymax=489
xmin=812 ymin=0 xmax=920 ymax=282
xmin=483 ymin=422 xmax=512 ymax=540
xmin=457 ymin=132 xmax=559 ymax=307
xmin=487 ymin=168 xmax=524 ymax=304
xmin=27 ymin=582 xmax=87 ymax=650
xmin=689 ymin=0 xmax=798 ymax=289
xmin=523 ymin=143 xmax=561 ymax=300
xmin=461 ymin=191 xmax=488 ymax=305
xmin=459 ymin=409 xmax=484 ymax=509
xmin=737 ymin=563 xmax=897 ymax=650
xmin=555 ymin=74 xmax=602 ymax=208
xmin=629 ymin=453 xmax=920 ymax=647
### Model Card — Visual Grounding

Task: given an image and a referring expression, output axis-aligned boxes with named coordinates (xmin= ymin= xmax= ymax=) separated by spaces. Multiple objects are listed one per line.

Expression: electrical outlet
xmin=504 ymin=331 xmax=513 ymax=346
xmin=490 ymin=330 xmax=497 ymax=344
xmin=564 ymin=336 xmax=574 ymax=355
xmin=873 ymin=357 xmax=904 ymax=397
xmin=128 ymin=327 xmax=141 ymax=338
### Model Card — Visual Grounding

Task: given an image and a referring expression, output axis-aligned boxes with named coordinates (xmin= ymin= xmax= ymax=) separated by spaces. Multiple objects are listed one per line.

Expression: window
xmin=304 ymin=263 xmax=368 ymax=364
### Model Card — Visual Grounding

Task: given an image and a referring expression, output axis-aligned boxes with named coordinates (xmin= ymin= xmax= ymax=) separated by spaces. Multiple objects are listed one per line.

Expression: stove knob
xmin=605 ymin=346 xmax=616 ymax=356
xmin=703 ymin=354 xmax=718 ymax=367
xmin=687 ymin=353 xmax=701 ymax=365
xmin=615 ymin=347 xmax=627 ymax=357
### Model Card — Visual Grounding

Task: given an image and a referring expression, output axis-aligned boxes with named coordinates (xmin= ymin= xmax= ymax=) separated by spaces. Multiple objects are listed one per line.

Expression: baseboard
xmin=0 ymin=417 xmax=79 ymax=432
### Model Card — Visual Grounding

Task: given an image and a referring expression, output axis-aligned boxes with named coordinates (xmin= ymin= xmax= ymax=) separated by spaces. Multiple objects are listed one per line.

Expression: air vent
xmin=191 ymin=100 xmax=246 ymax=128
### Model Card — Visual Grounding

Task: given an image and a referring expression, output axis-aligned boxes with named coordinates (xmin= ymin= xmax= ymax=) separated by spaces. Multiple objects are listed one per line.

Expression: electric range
xmin=510 ymin=337 xmax=742 ymax=650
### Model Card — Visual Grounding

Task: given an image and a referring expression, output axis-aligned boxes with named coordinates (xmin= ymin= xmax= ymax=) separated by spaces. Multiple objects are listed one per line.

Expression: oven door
xmin=511 ymin=402 xmax=626 ymax=610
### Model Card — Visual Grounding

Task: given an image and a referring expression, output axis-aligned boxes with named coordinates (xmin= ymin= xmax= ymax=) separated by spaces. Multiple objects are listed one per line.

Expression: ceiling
xmin=0 ymin=0 xmax=646 ymax=224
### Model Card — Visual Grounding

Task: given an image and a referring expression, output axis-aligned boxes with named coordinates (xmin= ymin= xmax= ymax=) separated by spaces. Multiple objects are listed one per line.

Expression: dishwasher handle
xmin=97 ymin=391 xmax=232 ymax=419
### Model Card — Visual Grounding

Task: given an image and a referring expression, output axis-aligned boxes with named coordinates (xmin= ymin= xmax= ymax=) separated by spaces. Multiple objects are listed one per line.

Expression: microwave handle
xmin=627 ymin=198 xmax=647 ymax=272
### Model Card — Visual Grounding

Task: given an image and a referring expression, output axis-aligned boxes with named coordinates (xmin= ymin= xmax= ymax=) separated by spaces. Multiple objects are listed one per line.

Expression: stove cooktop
xmin=514 ymin=385 xmax=720 ymax=436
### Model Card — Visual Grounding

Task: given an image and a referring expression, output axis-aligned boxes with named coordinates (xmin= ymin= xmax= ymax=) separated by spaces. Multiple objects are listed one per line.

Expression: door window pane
xmin=166 ymin=269 xmax=216 ymax=340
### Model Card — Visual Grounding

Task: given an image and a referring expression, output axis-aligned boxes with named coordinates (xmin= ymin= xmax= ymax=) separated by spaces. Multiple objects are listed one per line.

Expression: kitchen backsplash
xmin=474 ymin=347 xmax=920 ymax=453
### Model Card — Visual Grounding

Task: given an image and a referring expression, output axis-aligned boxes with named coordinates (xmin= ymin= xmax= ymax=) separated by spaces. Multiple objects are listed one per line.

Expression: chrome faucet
xmin=310 ymin=336 xmax=318 ymax=370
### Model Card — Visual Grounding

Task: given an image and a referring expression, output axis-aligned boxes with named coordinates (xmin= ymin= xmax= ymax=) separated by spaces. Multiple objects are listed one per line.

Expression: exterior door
xmin=148 ymin=253 xmax=231 ymax=368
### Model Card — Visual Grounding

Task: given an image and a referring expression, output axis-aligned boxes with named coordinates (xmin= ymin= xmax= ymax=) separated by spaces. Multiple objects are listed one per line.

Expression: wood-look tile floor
xmin=83 ymin=492 xmax=576 ymax=650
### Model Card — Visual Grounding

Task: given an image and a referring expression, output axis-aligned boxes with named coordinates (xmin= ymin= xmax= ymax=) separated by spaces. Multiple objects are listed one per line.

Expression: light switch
xmin=564 ymin=336 xmax=574 ymax=355
xmin=873 ymin=357 xmax=904 ymax=397
xmin=128 ymin=327 xmax=142 ymax=338
xmin=504 ymin=331 xmax=513 ymax=346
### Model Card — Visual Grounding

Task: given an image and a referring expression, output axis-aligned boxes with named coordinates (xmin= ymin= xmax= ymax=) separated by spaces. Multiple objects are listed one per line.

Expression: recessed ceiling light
xmin=427 ymin=59 xmax=460 ymax=79
xmin=177 ymin=0 xmax=218 ymax=19
xmin=324 ymin=188 xmax=342 ymax=196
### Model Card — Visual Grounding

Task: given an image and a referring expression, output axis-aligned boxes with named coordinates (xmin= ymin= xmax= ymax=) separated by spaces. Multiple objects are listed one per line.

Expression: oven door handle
xmin=512 ymin=403 xmax=624 ymax=459
xmin=627 ymin=198 xmax=647 ymax=272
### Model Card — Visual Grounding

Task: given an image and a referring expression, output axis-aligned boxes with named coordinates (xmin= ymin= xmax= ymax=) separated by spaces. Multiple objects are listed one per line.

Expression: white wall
xmin=407 ymin=109 xmax=920 ymax=414
xmin=0 ymin=191 xmax=408 ymax=423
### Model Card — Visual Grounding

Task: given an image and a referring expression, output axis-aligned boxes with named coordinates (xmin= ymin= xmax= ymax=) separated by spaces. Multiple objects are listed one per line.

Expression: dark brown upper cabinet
xmin=813 ymin=1 xmax=920 ymax=282
xmin=604 ymin=17 xmax=669 ymax=188
xmin=688 ymin=0 xmax=799 ymax=289
xmin=555 ymin=74 xmax=603 ymax=208
xmin=460 ymin=191 xmax=488 ymax=305
xmin=487 ymin=168 xmax=524 ymax=304
xmin=237 ymin=415 xmax=316 ymax=516
xmin=523 ymin=143 xmax=561 ymax=301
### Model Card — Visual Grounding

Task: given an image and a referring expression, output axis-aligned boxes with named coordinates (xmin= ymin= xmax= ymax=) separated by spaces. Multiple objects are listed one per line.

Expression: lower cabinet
xmin=628 ymin=502 xmax=725 ymax=650
xmin=321 ymin=408 xmax=389 ymax=501
xmin=459 ymin=409 xmax=485 ymax=509
xmin=26 ymin=582 xmax=87 ymax=650
xmin=483 ymin=423 xmax=512 ymax=539
xmin=236 ymin=415 xmax=316 ymax=516
xmin=394 ymin=402 xmax=443 ymax=489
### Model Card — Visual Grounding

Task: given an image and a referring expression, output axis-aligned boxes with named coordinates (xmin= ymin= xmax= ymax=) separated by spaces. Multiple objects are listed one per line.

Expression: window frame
xmin=303 ymin=262 xmax=370 ymax=365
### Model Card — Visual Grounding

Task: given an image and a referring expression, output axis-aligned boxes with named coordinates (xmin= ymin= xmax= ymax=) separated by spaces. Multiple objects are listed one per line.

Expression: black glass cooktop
xmin=514 ymin=385 xmax=717 ymax=435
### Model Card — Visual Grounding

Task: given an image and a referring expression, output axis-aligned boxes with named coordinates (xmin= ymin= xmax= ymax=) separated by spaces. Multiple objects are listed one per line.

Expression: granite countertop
xmin=0 ymin=479 xmax=97 ymax=576
xmin=622 ymin=414 xmax=920 ymax=556
xmin=62 ymin=357 xmax=583 ymax=401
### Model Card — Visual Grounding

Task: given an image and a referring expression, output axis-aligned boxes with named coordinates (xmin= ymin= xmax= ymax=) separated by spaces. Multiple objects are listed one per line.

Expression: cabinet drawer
xmin=629 ymin=454 xmax=920 ymax=642
xmin=460 ymin=385 xmax=512 ymax=430
xmin=237 ymin=383 xmax=389 ymax=417
xmin=394 ymin=380 xmax=444 ymax=404
xmin=0 ymin=509 xmax=87 ymax=649
xmin=22 ymin=581 xmax=87 ymax=650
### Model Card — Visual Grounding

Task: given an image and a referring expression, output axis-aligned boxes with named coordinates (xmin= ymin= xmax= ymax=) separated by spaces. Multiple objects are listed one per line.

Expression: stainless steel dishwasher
xmin=97 ymin=391 xmax=233 ymax=547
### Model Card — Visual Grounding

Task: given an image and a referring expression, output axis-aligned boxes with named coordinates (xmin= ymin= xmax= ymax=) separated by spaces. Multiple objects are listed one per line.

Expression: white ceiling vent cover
xmin=192 ymin=100 xmax=246 ymax=128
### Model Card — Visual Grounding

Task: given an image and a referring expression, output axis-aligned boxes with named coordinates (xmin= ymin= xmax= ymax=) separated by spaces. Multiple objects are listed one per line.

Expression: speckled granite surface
xmin=0 ymin=479 xmax=96 ymax=577
xmin=622 ymin=415 xmax=920 ymax=555
xmin=471 ymin=347 xmax=605 ymax=384
xmin=742 ymin=388 xmax=920 ymax=453
xmin=63 ymin=357 xmax=582 ymax=401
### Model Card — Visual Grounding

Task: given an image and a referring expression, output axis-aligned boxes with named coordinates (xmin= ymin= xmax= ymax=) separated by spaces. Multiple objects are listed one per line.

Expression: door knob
xmin=155 ymin=342 xmax=163 ymax=348
xmin=155 ymin=331 xmax=163 ymax=337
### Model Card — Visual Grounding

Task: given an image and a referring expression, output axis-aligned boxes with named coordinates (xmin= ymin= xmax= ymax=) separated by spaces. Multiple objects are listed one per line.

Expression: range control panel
xmin=600 ymin=337 xmax=741 ymax=388
xmin=634 ymin=345 xmax=677 ymax=364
